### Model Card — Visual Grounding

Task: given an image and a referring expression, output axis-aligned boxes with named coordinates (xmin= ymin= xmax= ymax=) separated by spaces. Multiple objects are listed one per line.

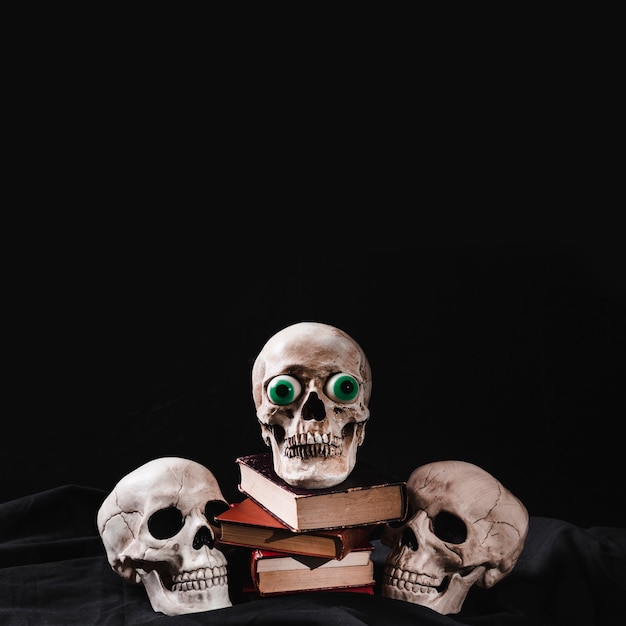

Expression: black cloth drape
xmin=1 ymin=485 xmax=624 ymax=625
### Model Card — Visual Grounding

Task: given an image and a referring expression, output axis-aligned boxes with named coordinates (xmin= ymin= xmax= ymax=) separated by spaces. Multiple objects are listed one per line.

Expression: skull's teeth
xmin=171 ymin=566 xmax=228 ymax=591
xmin=383 ymin=565 xmax=438 ymax=595
xmin=284 ymin=433 xmax=342 ymax=458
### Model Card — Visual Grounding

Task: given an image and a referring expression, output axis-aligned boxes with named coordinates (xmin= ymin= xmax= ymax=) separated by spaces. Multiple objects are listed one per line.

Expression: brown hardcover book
xmin=249 ymin=543 xmax=375 ymax=596
xmin=216 ymin=497 xmax=377 ymax=559
xmin=236 ymin=452 xmax=407 ymax=532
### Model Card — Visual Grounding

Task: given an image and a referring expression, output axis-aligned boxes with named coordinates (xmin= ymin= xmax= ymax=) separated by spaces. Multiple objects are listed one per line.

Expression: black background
xmin=4 ymin=232 xmax=624 ymax=529
xmin=2 ymin=27 xmax=624 ymax=626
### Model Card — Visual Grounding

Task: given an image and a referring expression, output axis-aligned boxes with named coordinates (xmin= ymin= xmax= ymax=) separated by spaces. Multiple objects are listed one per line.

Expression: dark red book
xmin=216 ymin=497 xmax=377 ymax=559
xmin=242 ymin=582 xmax=375 ymax=597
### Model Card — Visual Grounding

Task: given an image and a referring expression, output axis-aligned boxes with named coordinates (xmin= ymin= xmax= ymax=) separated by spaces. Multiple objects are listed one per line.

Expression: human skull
xmin=97 ymin=457 xmax=232 ymax=616
xmin=381 ymin=460 xmax=528 ymax=615
xmin=252 ymin=321 xmax=372 ymax=489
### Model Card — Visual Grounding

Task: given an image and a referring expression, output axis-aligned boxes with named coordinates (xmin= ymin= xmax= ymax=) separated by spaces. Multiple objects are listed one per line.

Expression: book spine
xmin=250 ymin=549 xmax=261 ymax=593
xmin=335 ymin=526 xmax=375 ymax=560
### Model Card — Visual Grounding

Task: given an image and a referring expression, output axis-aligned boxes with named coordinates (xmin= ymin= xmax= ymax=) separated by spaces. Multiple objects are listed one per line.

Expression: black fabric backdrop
xmin=1 ymin=485 xmax=625 ymax=625
xmin=4 ymin=240 xmax=624 ymax=527
xmin=2 ymin=239 xmax=625 ymax=625
xmin=4 ymin=27 xmax=624 ymax=622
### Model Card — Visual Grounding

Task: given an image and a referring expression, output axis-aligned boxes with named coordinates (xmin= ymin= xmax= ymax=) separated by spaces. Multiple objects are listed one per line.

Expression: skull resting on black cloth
xmin=381 ymin=460 xmax=529 ymax=615
xmin=97 ymin=457 xmax=232 ymax=615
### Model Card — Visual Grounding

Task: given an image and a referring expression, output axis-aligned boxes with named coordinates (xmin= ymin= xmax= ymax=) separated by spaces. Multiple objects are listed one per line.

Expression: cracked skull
xmin=97 ymin=457 xmax=232 ymax=616
xmin=252 ymin=321 xmax=372 ymax=488
xmin=381 ymin=460 xmax=528 ymax=615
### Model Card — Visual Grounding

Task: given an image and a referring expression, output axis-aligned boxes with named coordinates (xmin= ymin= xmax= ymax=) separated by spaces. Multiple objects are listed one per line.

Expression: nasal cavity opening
xmin=193 ymin=526 xmax=215 ymax=550
xmin=302 ymin=392 xmax=326 ymax=421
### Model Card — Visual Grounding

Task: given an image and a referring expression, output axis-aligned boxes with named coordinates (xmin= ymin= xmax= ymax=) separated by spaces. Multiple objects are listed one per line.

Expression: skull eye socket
xmin=326 ymin=373 xmax=359 ymax=402
xmin=148 ymin=506 xmax=184 ymax=540
xmin=205 ymin=499 xmax=230 ymax=527
xmin=433 ymin=511 xmax=467 ymax=544
xmin=400 ymin=527 xmax=418 ymax=550
xmin=267 ymin=375 xmax=302 ymax=405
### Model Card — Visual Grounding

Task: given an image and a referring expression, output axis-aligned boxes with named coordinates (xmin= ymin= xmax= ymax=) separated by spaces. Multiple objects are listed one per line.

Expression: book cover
xmin=236 ymin=452 xmax=407 ymax=532
xmin=249 ymin=544 xmax=375 ymax=596
xmin=241 ymin=581 xmax=375 ymax=597
xmin=216 ymin=497 xmax=377 ymax=559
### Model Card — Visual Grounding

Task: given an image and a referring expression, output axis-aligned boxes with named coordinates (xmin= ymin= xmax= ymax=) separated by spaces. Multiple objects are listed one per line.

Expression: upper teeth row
xmin=172 ymin=566 xmax=227 ymax=584
xmin=172 ymin=575 xmax=228 ymax=591
xmin=383 ymin=565 xmax=438 ymax=595
xmin=287 ymin=432 xmax=338 ymax=445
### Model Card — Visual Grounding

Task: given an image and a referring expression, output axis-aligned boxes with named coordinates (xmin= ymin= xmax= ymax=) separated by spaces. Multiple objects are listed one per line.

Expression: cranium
xmin=97 ymin=457 xmax=232 ymax=615
xmin=252 ymin=321 xmax=372 ymax=489
xmin=381 ymin=460 xmax=528 ymax=615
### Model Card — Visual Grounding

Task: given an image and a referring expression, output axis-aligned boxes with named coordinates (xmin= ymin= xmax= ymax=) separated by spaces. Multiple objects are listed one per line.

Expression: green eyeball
xmin=267 ymin=375 xmax=302 ymax=405
xmin=326 ymin=373 xmax=359 ymax=402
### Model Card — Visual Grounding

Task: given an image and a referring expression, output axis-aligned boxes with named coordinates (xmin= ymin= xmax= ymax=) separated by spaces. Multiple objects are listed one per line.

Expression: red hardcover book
xmin=242 ymin=582 xmax=375 ymax=597
xmin=216 ymin=498 xmax=377 ymax=559
xmin=248 ymin=542 xmax=375 ymax=596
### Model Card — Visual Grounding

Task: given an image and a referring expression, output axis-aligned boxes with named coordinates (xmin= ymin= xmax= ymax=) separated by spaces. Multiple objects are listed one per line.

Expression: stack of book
xmin=216 ymin=452 xmax=407 ymax=596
